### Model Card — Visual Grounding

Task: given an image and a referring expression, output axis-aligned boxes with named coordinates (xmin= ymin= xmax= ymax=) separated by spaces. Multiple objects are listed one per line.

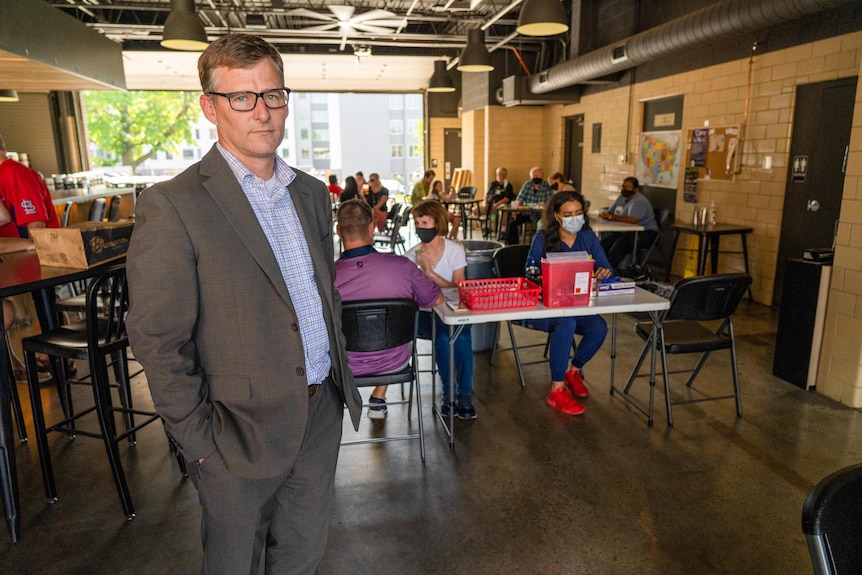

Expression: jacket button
xmin=292 ymin=323 xmax=299 ymax=331
xmin=296 ymin=367 xmax=305 ymax=377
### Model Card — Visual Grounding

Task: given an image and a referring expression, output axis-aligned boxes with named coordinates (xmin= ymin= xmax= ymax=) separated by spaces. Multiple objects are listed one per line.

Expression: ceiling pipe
xmin=529 ymin=0 xmax=856 ymax=94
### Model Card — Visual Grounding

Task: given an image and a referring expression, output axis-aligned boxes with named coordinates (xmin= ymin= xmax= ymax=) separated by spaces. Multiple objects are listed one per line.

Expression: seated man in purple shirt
xmin=335 ymin=199 xmax=443 ymax=419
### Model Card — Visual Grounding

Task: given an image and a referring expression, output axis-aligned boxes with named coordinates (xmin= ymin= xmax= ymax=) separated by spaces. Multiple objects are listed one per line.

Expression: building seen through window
xmin=84 ymin=92 xmax=425 ymax=192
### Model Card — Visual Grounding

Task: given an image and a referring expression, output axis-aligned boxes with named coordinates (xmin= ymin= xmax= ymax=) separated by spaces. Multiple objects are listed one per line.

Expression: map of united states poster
xmin=637 ymin=131 xmax=681 ymax=188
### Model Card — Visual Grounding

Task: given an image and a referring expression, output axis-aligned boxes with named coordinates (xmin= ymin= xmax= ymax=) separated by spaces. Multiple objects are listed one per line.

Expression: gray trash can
xmin=461 ymin=239 xmax=504 ymax=351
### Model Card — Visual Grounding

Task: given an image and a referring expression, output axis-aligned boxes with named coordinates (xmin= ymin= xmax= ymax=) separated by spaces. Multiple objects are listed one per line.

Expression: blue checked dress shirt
xmin=218 ymin=144 xmax=332 ymax=386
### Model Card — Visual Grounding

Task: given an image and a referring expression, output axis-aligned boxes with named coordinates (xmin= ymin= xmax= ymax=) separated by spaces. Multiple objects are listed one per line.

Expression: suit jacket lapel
xmin=287 ymin=177 xmax=328 ymax=277
xmin=199 ymin=148 xmax=293 ymax=307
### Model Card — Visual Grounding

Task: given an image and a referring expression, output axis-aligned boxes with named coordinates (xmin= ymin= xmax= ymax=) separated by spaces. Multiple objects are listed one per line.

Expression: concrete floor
xmin=1 ymin=298 xmax=861 ymax=574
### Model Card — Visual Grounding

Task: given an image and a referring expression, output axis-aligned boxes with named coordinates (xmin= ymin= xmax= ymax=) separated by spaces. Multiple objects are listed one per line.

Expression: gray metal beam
xmin=0 ymin=0 xmax=126 ymax=90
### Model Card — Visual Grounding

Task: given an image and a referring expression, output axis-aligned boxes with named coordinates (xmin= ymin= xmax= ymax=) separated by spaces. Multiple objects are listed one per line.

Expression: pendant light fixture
xmin=516 ymin=0 xmax=569 ymax=36
xmin=457 ymin=29 xmax=494 ymax=72
xmin=0 ymin=90 xmax=20 ymax=102
xmin=428 ymin=60 xmax=456 ymax=93
xmin=161 ymin=0 xmax=209 ymax=51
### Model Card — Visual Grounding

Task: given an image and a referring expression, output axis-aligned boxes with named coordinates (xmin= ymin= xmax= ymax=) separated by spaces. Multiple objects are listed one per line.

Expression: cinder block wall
xmin=449 ymin=31 xmax=862 ymax=407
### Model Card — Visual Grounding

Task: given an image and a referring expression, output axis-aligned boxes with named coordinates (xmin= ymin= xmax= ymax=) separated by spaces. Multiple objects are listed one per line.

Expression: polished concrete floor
xmin=1 ymin=298 xmax=861 ymax=574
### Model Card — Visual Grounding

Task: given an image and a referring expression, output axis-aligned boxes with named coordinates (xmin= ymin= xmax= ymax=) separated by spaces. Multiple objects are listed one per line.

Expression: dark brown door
xmin=773 ymin=77 xmax=857 ymax=306
xmin=443 ymin=128 xmax=461 ymax=192
xmin=564 ymin=114 xmax=584 ymax=196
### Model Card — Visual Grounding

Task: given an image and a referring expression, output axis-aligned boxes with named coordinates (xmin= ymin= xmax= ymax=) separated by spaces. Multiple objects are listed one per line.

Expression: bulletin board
xmin=685 ymin=127 xmax=738 ymax=181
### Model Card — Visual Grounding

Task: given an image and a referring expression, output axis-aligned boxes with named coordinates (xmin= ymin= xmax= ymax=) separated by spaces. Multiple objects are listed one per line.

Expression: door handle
xmin=807 ymin=199 xmax=822 ymax=212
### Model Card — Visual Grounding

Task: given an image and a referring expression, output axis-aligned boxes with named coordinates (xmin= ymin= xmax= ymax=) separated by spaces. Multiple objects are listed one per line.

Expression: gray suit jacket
xmin=127 ymin=147 xmax=361 ymax=479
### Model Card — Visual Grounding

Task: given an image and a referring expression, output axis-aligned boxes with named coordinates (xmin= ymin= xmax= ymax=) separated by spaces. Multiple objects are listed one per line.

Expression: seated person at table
xmin=366 ymin=172 xmax=390 ymax=232
xmin=507 ymin=166 xmax=552 ymax=245
xmin=0 ymin=133 xmax=61 ymax=238
xmin=406 ymin=200 xmax=476 ymax=419
xmin=479 ymin=166 xmax=514 ymax=237
xmin=598 ymin=177 xmax=658 ymax=270
xmin=327 ymin=174 xmax=343 ymax=202
xmin=525 ymin=190 xmax=613 ymax=416
xmin=334 ymin=199 xmax=443 ymax=419
xmin=426 ymin=179 xmax=461 ymax=240
xmin=410 ymin=169 xmax=435 ymax=206
xmin=1 ymin=133 xmax=62 ymax=379
xmin=340 ymin=175 xmax=360 ymax=202
xmin=548 ymin=172 xmax=575 ymax=192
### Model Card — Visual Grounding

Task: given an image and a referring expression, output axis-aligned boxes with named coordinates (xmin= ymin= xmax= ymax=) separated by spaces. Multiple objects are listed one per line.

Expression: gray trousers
xmin=190 ymin=378 xmax=344 ymax=575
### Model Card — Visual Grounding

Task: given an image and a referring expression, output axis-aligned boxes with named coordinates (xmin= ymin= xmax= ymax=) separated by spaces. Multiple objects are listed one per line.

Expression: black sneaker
xmin=368 ymin=397 xmax=387 ymax=420
xmin=457 ymin=396 xmax=477 ymax=420
xmin=440 ymin=398 xmax=455 ymax=417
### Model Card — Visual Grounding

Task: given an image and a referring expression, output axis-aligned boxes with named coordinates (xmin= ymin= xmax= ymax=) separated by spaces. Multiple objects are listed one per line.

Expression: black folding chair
xmin=802 ymin=462 xmax=862 ymax=575
xmin=373 ymin=209 xmax=408 ymax=254
xmin=489 ymin=245 xmax=577 ymax=389
xmin=340 ymin=299 xmax=425 ymax=461
xmin=620 ymin=273 xmax=752 ymax=426
xmin=625 ymin=207 xmax=673 ymax=281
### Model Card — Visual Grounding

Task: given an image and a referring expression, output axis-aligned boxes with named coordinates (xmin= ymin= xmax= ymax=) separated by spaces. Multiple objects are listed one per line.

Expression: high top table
xmin=669 ymin=222 xmax=753 ymax=298
xmin=440 ymin=197 xmax=482 ymax=240
xmin=432 ymin=287 xmax=670 ymax=447
xmin=0 ymin=247 xmax=122 ymax=542
xmin=670 ymin=222 xmax=753 ymax=276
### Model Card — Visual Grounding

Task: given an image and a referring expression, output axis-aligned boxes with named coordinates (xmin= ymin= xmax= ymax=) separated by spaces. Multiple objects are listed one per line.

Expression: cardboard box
xmin=541 ymin=254 xmax=594 ymax=307
xmin=30 ymin=220 xmax=134 ymax=268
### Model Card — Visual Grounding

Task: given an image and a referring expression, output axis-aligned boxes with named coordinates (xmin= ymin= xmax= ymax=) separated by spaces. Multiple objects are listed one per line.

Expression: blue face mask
xmin=561 ymin=215 xmax=585 ymax=234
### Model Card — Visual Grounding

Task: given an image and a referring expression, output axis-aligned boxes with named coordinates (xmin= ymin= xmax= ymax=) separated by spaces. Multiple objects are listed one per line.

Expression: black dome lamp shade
xmin=161 ymin=0 xmax=209 ymax=51
xmin=428 ymin=60 xmax=456 ymax=92
xmin=516 ymin=0 xmax=569 ymax=37
xmin=457 ymin=29 xmax=494 ymax=72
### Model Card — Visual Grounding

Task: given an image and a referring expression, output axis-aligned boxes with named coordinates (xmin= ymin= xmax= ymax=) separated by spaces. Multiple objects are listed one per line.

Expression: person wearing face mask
xmin=524 ymin=190 xmax=613 ymax=416
xmin=598 ymin=177 xmax=658 ymax=270
xmin=506 ymin=166 xmax=553 ymax=245
xmin=478 ymin=167 xmax=514 ymax=238
xmin=405 ymin=200 xmax=477 ymax=420
xmin=548 ymin=172 xmax=575 ymax=193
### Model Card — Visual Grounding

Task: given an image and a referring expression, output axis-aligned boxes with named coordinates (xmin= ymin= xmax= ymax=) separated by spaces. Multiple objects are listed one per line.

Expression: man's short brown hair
xmin=198 ymin=34 xmax=284 ymax=94
xmin=337 ymin=199 xmax=373 ymax=241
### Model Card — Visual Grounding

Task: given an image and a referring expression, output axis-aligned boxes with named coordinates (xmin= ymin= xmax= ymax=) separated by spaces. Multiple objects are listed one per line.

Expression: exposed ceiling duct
xmin=529 ymin=0 xmax=857 ymax=94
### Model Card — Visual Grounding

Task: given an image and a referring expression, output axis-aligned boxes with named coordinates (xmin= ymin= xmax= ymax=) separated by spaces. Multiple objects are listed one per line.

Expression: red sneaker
xmin=565 ymin=369 xmax=589 ymax=398
xmin=546 ymin=387 xmax=586 ymax=415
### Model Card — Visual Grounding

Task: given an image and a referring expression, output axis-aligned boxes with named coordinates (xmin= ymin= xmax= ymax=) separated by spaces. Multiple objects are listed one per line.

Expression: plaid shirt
xmin=515 ymin=180 xmax=553 ymax=221
xmin=218 ymin=144 xmax=331 ymax=386
xmin=515 ymin=180 xmax=553 ymax=206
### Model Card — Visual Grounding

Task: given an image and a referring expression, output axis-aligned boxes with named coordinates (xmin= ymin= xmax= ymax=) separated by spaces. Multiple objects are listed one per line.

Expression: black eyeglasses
xmin=369 ymin=179 xmax=378 ymax=183
xmin=207 ymin=88 xmax=291 ymax=111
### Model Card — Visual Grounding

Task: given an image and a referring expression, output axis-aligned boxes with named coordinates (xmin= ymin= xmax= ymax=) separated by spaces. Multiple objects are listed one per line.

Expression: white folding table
xmin=432 ymin=287 xmax=671 ymax=447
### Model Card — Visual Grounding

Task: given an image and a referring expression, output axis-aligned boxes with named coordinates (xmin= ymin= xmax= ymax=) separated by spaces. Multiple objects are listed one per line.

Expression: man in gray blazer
xmin=127 ymin=34 xmax=361 ymax=575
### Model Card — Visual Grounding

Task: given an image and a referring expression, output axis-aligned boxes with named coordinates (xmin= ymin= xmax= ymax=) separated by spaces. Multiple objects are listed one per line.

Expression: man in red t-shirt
xmin=0 ymin=133 xmax=61 ymax=238
xmin=0 ymin=133 xmax=62 ymax=380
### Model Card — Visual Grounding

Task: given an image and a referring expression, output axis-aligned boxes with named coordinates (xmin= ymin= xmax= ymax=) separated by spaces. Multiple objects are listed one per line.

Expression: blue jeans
xmin=524 ymin=315 xmax=608 ymax=382
xmin=417 ymin=311 xmax=474 ymax=400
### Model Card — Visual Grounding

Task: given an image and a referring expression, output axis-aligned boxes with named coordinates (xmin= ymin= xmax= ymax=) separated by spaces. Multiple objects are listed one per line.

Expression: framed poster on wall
xmin=637 ymin=130 xmax=681 ymax=188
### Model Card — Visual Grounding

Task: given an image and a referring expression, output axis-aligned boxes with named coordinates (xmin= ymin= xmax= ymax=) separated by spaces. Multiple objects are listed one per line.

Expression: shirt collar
xmin=216 ymin=142 xmax=296 ymax=190
xmin=339 ymin=244 xmax=377 ymax=260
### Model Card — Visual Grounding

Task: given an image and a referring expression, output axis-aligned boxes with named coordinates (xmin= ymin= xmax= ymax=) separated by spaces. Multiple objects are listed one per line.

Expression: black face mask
xmin=417 ymin=227 xmax=438 ymax=243
xmin=532 ymin=177 xmax=544 ymax=185
xmin=551 ymin=182 xmax=559 ymax=191
xmin=621 ymin=188 xmax=635 ymax=198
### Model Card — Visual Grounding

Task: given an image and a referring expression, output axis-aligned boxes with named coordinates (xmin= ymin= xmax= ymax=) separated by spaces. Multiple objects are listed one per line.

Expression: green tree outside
xmin=83 ymin=90 xmax=199 ymax=174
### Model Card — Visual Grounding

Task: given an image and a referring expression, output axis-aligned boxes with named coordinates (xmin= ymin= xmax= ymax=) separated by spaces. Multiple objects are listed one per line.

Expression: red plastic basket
xmin=458 ymin=277 xmax=541 ymax=311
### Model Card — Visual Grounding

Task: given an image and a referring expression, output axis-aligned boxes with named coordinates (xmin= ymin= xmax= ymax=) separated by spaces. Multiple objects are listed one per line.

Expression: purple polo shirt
xmin=335 ymin=245 xmax=442 ymax=376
